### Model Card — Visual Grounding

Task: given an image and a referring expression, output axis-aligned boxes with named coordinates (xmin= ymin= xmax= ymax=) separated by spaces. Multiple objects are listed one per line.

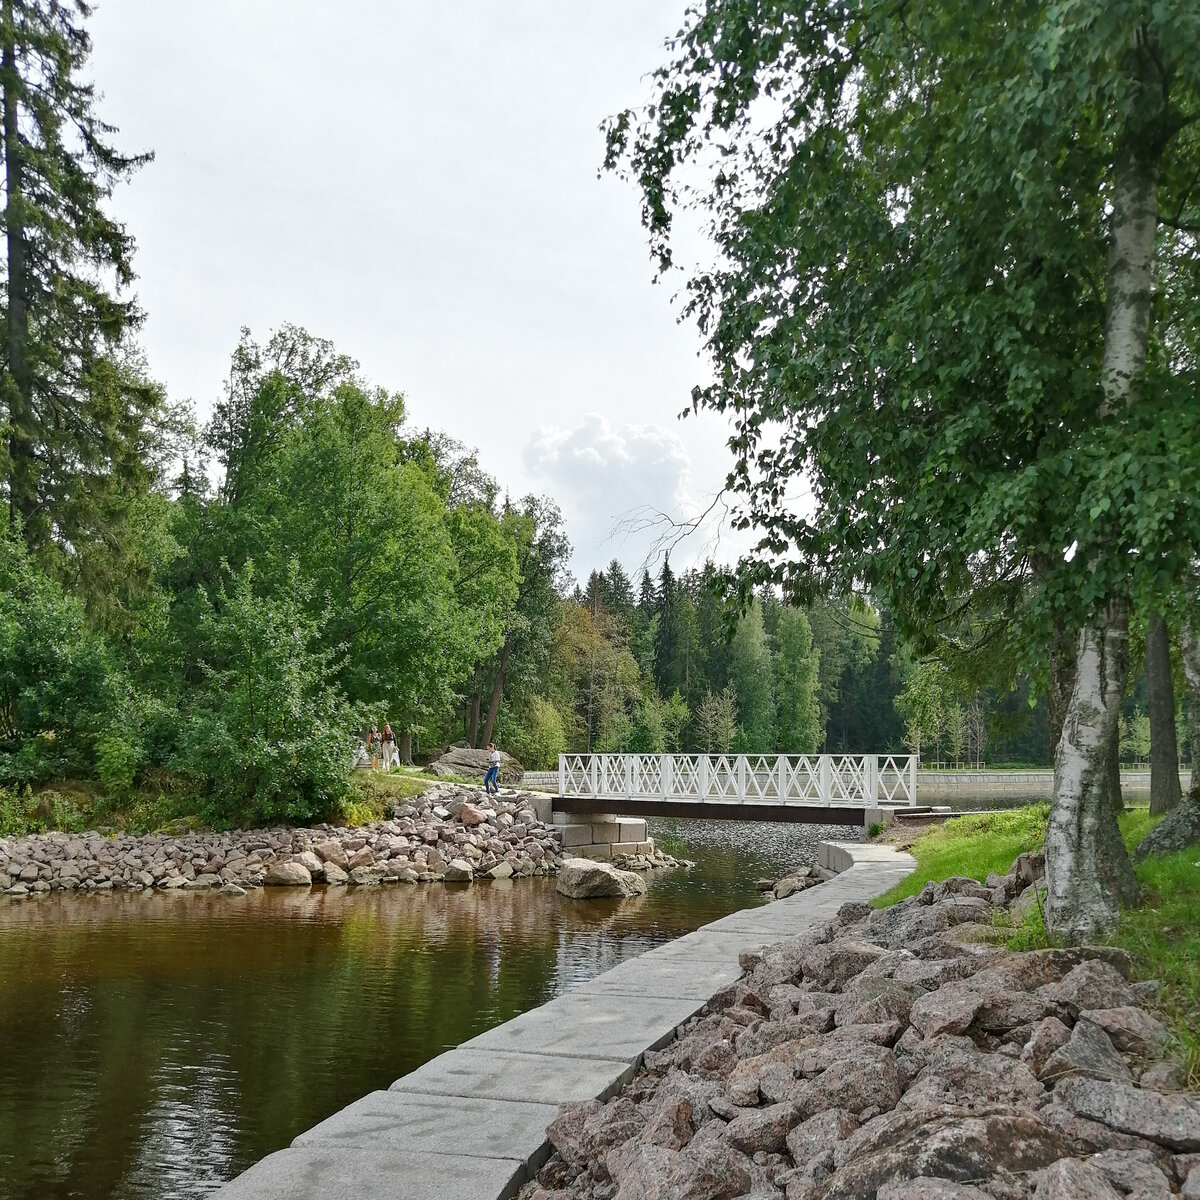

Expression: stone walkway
xmin=209 ymin=841 xmax=916 ymax=1200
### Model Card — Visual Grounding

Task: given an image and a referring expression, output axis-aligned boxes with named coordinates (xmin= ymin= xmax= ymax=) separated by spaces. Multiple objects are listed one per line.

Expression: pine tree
xmin=638 ymin=569 xmax=657 ymax=614
xmin=1 ymin=0 xmax=154 ymax=554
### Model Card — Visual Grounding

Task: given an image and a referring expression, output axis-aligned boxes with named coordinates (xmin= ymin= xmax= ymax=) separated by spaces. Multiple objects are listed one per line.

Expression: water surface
xmin=0 ymin=818 xmax=854 ymax=1200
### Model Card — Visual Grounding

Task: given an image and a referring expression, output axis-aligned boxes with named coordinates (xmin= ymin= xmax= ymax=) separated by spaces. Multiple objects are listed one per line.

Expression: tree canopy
xmin=606 ymin=0 xmax=1200 ymax=937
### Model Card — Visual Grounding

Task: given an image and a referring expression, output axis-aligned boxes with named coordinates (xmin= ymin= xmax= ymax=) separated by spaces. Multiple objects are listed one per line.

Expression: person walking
xmin=484 ymin=743 xmax=501 ymax=796
xmin=380 ymin=724 xmax=399 ymax=771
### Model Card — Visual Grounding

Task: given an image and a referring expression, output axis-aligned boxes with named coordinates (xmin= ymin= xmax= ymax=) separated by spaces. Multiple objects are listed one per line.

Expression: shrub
xmin=0 ymin=529 xmax=122 ymax=782
xmin=174 ymin=562 xmax=356 ymax=825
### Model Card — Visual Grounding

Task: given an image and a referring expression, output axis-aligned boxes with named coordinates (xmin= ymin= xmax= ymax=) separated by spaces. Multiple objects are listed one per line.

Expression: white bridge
xmin=554 ymin=753 xmax=917 ymax=825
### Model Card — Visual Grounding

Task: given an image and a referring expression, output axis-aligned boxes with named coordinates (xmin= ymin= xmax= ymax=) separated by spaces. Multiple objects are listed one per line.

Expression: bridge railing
xmin=557 ymin=753 xmax=918 ymax=807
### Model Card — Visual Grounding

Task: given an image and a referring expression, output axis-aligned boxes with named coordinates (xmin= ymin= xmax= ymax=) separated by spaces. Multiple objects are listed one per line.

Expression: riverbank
xmin=878 ymin=803 xmax=1200 ymax=1087
xmin=522 ymin=845 xmax=1200 ymax=1200
xmin=209 ymin=841 xmax=917 ymax=1199
xmin=0 ymin=783 xmax=681 ymax=898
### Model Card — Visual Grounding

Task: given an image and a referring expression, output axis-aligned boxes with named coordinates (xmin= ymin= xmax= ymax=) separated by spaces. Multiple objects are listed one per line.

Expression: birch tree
xmin=607 ymin=1 xmax=1200 ymax=938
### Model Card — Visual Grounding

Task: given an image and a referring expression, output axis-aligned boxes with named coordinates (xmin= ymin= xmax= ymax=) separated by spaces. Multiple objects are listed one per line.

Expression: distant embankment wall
xmin=522 ymin=768 xmax=1192 ymax=804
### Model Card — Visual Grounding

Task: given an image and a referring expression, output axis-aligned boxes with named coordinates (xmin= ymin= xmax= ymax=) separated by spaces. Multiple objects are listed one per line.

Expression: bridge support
xmin=551 ymin=813 xmax=653 ymax=861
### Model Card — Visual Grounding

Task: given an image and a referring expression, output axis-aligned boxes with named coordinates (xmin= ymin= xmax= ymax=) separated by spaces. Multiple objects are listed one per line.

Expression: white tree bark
xmin=1045 ymin=117 xmax=1159 ymax=940
xmin=1045 ymin=601 xmax=1141 ymax=937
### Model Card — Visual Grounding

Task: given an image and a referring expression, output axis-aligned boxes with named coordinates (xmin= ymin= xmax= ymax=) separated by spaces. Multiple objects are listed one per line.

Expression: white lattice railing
xmin=556 ymin=754 xmax=917 ymax=807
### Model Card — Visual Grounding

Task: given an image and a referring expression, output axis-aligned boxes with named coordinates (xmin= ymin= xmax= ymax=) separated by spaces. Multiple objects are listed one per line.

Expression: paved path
xmin=210 ymin=841 xmax=915 ymax=1200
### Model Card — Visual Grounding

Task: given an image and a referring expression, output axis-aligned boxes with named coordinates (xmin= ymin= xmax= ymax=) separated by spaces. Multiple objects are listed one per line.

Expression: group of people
xmin=361 ymin=726 xmax=503 ymax=795
xmin=366 ymin=723 xmax=399 ymax=770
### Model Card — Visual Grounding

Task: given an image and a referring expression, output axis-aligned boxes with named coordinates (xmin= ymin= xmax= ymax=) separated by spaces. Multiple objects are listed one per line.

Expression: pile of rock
xmin=1 ymin=784 xmax=566 ymax=896
xmin=614 ymin=846 xmax=686 ymax=873
xmin=755 ymin=864 xmax=836 ymax=902
xmin=524 ymin=852 xmax=1200 ymax=1200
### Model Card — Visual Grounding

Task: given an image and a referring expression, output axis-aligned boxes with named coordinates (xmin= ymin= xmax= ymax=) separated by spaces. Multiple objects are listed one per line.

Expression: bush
xmin=0 ymin=529 xmax=122 ymax=782
xmin=0 ymin=785 xmax=90 ymax=835
xmin=95 ymin=731 xmax=143 ymax=798
xmin=174 ymin=563 xmax=357 ymax=825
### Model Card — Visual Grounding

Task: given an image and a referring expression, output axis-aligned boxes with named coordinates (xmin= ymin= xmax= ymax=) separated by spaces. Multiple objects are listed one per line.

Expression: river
xmin=0 ymin=818 xmax=856 ymax=1200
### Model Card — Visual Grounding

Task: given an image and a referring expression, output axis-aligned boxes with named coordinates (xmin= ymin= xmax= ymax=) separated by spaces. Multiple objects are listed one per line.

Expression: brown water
xmin=0 ymin=818 xmax=851 ymax=1200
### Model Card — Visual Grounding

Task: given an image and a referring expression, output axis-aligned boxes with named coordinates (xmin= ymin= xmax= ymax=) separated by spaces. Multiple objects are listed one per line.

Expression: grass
xmin=875 ymin=804 xmax=1051 ymax=905
xmin=880 ymin=801 xmax=1200 ymax=1088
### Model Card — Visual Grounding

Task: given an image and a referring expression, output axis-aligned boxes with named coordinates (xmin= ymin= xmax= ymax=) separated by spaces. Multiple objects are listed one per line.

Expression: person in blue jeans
xmin=484 ymin=743 xmax=501 ymax=795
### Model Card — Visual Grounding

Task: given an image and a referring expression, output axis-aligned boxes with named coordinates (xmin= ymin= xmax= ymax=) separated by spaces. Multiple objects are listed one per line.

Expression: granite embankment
xmin=0 ymin=783 xmax=678 ymax=898
xmin=525 ymin=856 xmax=1200 ymax=1200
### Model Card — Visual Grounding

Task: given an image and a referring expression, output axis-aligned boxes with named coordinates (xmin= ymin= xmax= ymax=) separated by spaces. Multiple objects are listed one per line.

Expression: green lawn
xmin=874 ymin=805 xmax=1051 ymax=905
xmin=876 ymin=802 xmax=1200 ymax=1087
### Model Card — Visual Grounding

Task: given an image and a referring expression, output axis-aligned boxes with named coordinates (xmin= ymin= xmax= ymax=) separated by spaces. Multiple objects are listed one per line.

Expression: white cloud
xmin=524 ymin=414 xmax=697 ymax=576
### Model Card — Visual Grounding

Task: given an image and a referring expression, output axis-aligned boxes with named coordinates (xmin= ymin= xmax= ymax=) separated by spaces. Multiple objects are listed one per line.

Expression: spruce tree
xmin=1 ymin=0 xmax=153 ymax=553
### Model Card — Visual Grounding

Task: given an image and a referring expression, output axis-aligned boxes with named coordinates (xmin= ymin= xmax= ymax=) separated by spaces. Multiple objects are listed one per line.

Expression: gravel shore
xmin=523 ymin=853 xmax=1200 ymax=1200
xmin=1 ymin=783 xmax=678 ymax=897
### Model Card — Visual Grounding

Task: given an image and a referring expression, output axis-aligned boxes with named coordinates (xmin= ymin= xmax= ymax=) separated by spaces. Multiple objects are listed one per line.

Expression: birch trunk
xmin=1045 ymin=119 xmax=1159 ymax=939
xmin=1145 ymin=611 xmax=1181 ymax=815
xmin=1047 ymin=616 xmax=1078 ymax=765
xmin=1045 ymin=601 xmax=1141 ymax=936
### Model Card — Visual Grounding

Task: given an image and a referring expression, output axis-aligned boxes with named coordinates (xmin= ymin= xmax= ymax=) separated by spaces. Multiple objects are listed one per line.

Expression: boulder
xmin=293 ymin=850 xmax=324 ymax=878
xmin=183 ymin=873 xmax=221 ymax=889
xmin=1037 ymin=960 xmax=1140 ymax=1017
xmin=1021 ymin=1017 xmax=1073 ymax=1076
xmin=723 ymin=1101 xmax=800 ymax=1153
xmin=1088 ymin=1149 xmax=1175 ymax=1199
xmin=643 ymin=1090 xmax=695 ymax=1151
xmin=1040 ymin=1021 xmax=1133 ymax=1085
xmin=786 ymin=1108 xmax=859 ymax=1168
xmin=323 ymin=862 xmax=349 ymax=886
xmin=794 ymin=1044 xmax=903 ymax=1117
xmin=1078 ymin=1007 xmax=1171 ymax=1057
xmin=347 ymin=846 xmax=375 ymax=870
xmin=349 ymin=865 xmax=383 ymax=886
xmin=878 ymin=1180 xmax=996 ymax=1200
xmin=444 ymin=858 xmax=474 ymax=882
xmin=424 ymin=744 xmax=524 ymax=783
xmin=486 ymin=861 xmax=514 ymax=879
xmin=313 ymin=841 xmax=350 ymax=871
xmin=799 ymin=939 xmax=887 ymax=990
xmin=827 ymin=1107 xmax=1070 ymax=1196
xmin=605 ymin=1124 xmax=751 ymax=1200
xmin=909 ymin=981 xmax=987 ymax=1039
xmin=459 ymin=802 xmax=488 ymax=827
xmin=556 ymin=858 xmax=647 ymax=899
xmin=1032 ymin=1157 xmax=1124 ymax=1199
xmin=1053 ymin=1079 xmax=1200 ymax=1151
xmin=264 ymin=861 xmax=311 ymax=886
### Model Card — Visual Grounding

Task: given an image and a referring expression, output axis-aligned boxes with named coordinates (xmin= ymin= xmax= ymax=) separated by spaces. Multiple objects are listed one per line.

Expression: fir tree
xmin=1 ymin=0 xmax=155 ymax=556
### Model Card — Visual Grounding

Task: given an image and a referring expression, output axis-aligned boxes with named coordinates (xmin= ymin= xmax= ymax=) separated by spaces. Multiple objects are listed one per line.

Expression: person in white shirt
xmin=484 ymin=743 xmax=501 ymax=795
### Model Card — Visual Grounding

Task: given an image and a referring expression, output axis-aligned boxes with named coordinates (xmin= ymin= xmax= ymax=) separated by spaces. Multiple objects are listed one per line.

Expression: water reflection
xmin=0 ymin=818 xmax=855 ymax=1200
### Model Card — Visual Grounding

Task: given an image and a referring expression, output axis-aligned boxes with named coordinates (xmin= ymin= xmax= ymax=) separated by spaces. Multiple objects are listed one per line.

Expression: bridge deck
xmin=552 ymin=795 xmax=870 ymax=826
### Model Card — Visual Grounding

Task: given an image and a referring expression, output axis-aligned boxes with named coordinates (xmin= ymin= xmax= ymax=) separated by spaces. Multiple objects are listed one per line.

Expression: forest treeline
xmin=0 ymin=309 xmax=1169 ymax=830
xmin=0 ymin=1 xmax=1188 ymax=840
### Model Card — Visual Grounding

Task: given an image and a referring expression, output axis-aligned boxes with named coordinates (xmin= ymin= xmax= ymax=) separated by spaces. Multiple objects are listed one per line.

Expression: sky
xmin=87 ymin=0 xmax=756 ymax=582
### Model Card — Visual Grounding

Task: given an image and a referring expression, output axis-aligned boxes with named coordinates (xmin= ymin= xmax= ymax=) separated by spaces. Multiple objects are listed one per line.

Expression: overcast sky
xmin=88 ymin=0 xmax=753 ymax=582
